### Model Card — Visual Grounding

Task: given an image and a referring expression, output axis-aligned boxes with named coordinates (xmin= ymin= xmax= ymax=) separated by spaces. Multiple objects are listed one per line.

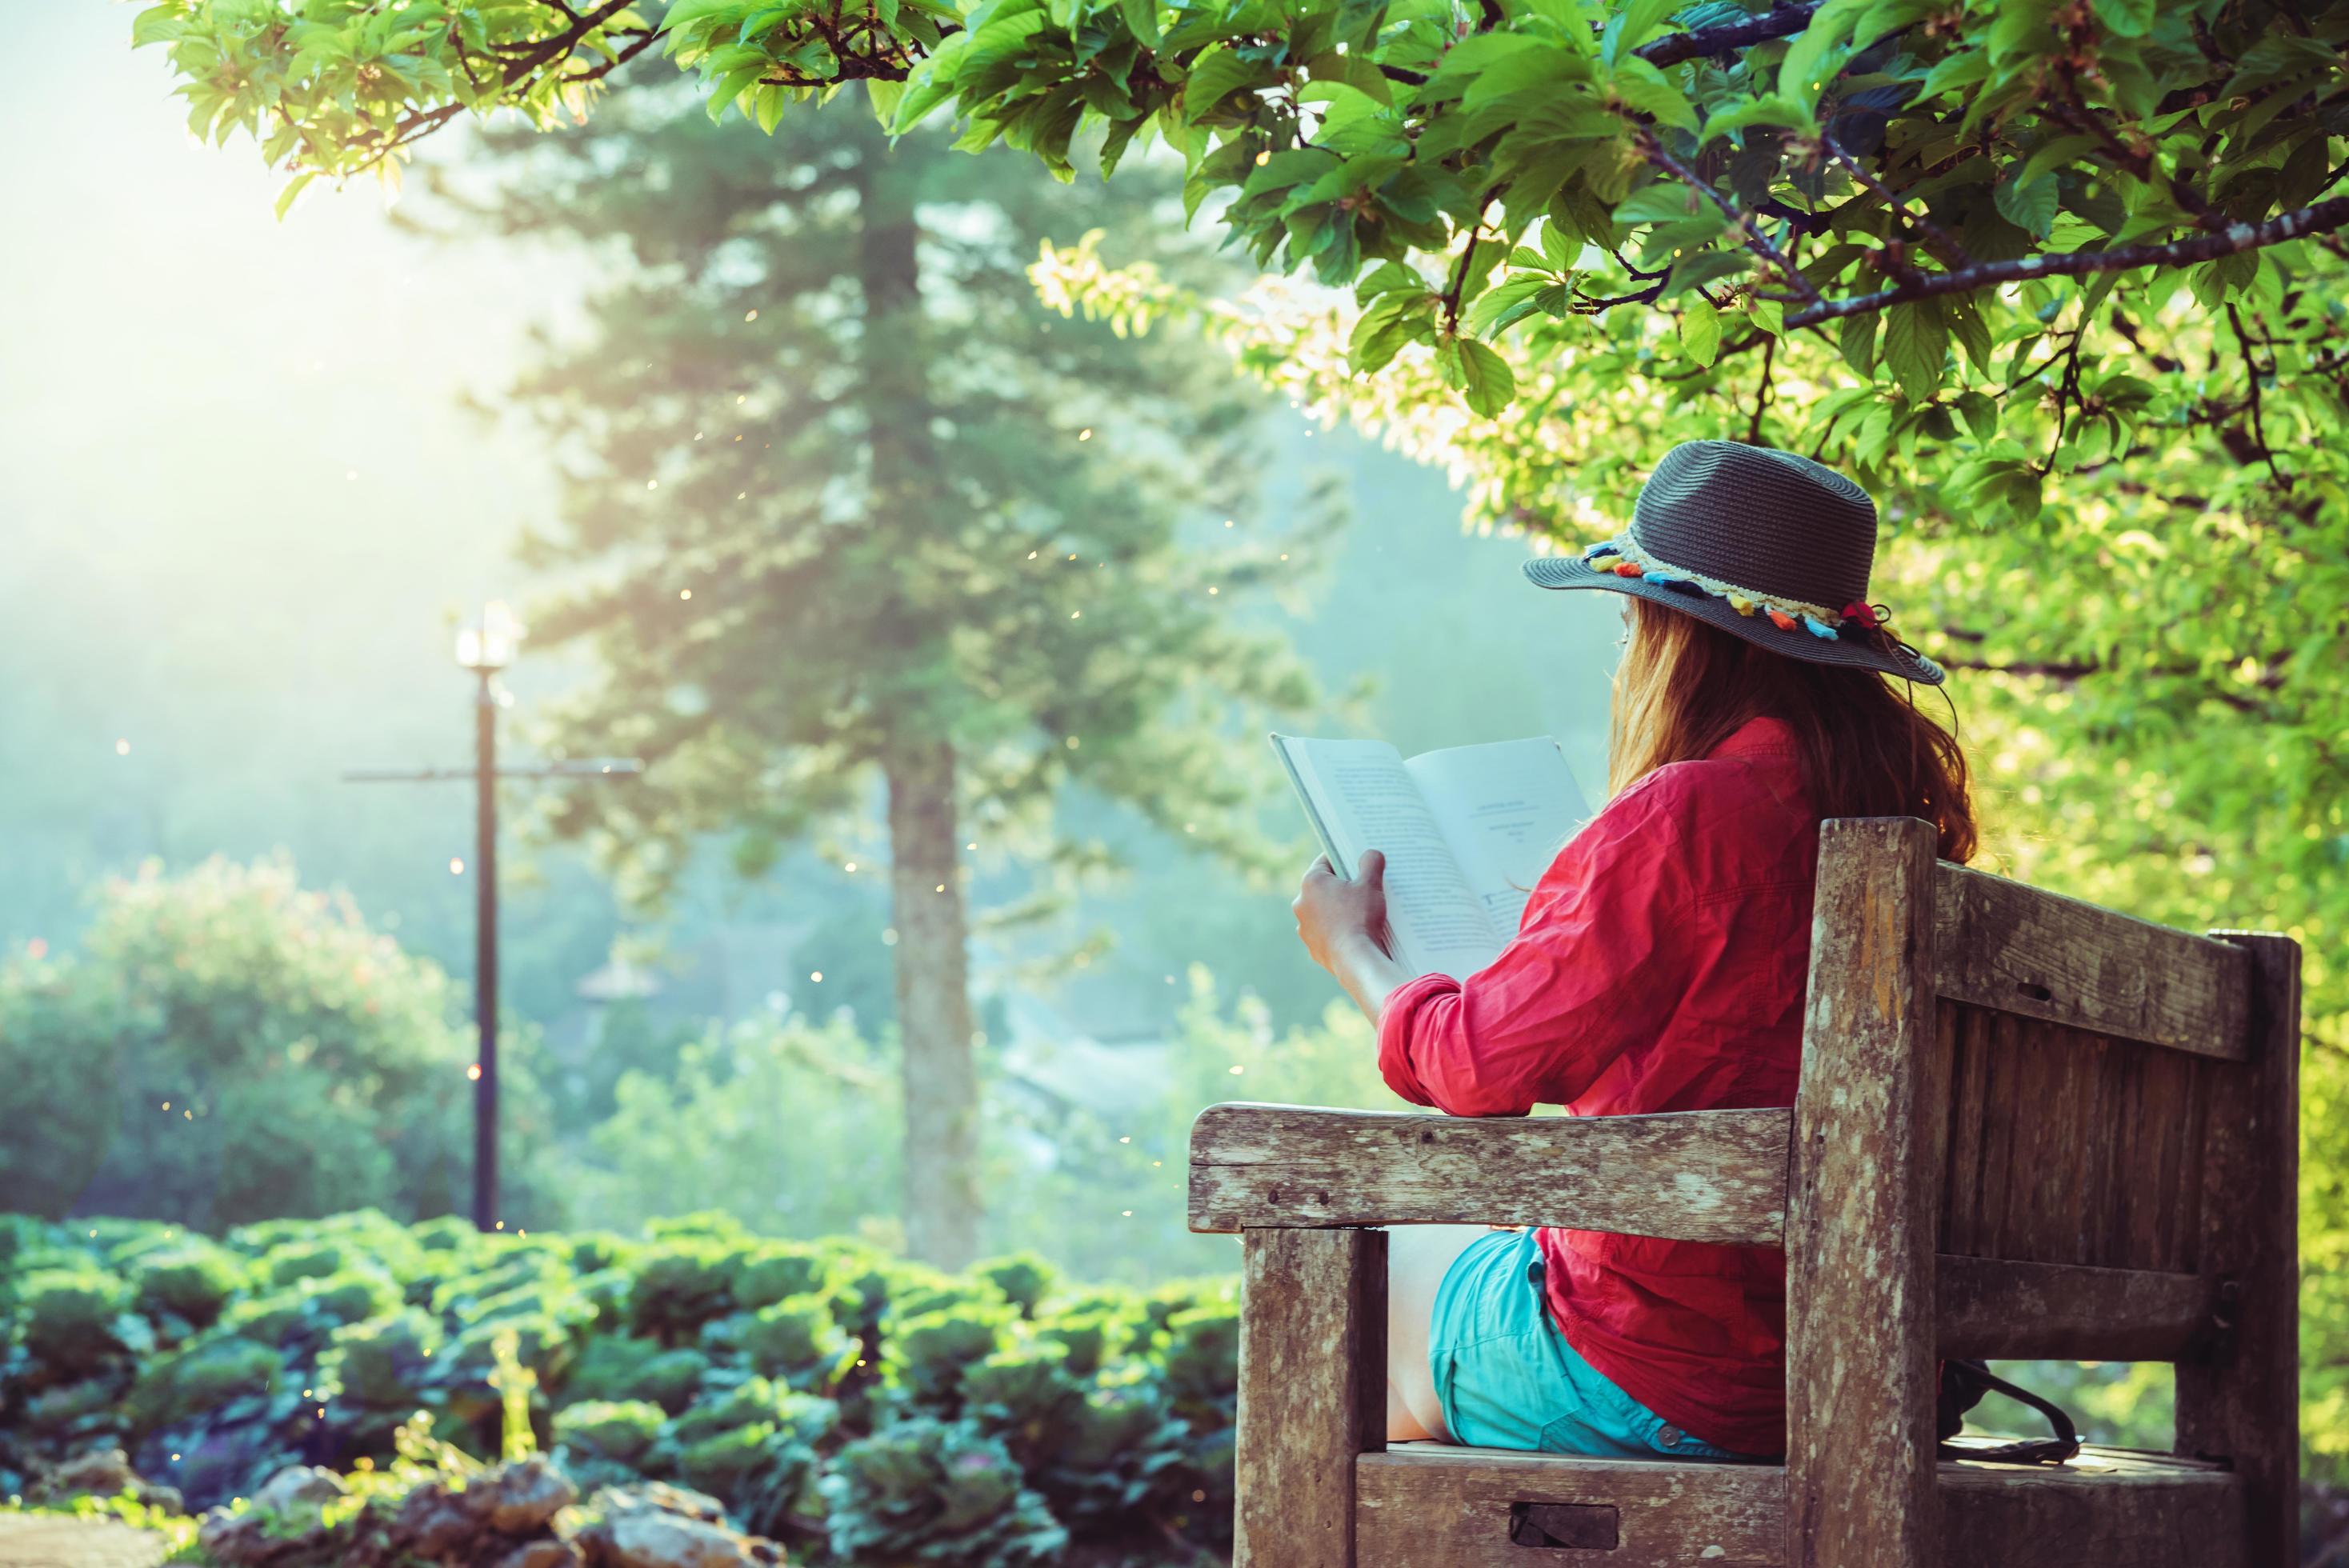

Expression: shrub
xmin=885 ymin=1304 xmax=1017 ymax=1410
xmin=553 ymin=1398 xmax=666 ymax=1467
xmin=741 ymin=1294 xmax=858 ymax=1391
xmin=319 ymin=1309 xmax=443 ymax=1408
xmin=128 ymin=1337 xmax=286 ymax=1434
xmin=974 ymin=1255 xmax=1056 ymax=1319
xmin=18 ymin=1267 xmax=140 ymax=1373
xmin=0 ymin=1210 xmax=1244 ymax=1563
xmin=133 ymin=1244 xmax=247 ymax=1327
xmin=626 ymin=1243 xmax=735 ymax=1341
xmin=730 ymin=1242 xmax=833 ymax=1311
xmin=821 ymin=1417 xmax=1068 ymax=1568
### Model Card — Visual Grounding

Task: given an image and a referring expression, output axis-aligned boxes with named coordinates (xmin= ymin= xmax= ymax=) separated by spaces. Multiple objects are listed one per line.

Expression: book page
xmin=1403 ymin=738 xmax=1592 ymax=940
xmin=1271 ymin=736 xmax=1502 ymax=978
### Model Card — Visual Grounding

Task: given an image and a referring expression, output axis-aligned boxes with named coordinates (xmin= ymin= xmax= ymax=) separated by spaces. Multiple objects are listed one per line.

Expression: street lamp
xmin=346 ymin=602 xmax=640 ymax=1232
xmin=456 ymin=601 xmax=518 ymax=1237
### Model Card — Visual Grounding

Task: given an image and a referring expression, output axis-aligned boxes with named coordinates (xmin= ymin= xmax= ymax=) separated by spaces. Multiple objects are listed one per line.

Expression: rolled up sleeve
xmin=1372 ymin=775 xmax=1695 ymax=1118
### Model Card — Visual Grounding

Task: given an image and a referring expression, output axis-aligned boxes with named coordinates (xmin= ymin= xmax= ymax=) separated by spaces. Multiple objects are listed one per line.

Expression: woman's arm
xmin=1292 ymin=850 xmax=1416 ymax=1025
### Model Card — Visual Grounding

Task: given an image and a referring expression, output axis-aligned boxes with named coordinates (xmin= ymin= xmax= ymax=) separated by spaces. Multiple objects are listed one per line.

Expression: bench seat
xmin=1355 ymin=1442 xmax=2243 ymax=1568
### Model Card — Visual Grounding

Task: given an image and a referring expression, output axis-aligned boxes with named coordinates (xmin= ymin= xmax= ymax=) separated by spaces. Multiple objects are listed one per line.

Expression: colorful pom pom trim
xmin=1581 ymin=536 xmax=1895 ymax=646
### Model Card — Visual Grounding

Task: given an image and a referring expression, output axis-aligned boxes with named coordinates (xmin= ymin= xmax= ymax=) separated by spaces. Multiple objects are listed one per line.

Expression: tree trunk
xmin=852 ymin=118 xmax=981 ymax=1268
xmin=884 ymin=740 xmax=982 ymax=1269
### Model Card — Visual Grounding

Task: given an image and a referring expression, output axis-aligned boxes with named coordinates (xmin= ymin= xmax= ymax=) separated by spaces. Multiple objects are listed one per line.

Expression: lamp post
xmin=347 ymin=602 xmax=640 ymax=1232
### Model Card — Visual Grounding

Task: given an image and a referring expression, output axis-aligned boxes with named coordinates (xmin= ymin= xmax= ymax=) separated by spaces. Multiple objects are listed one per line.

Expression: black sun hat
xmin=1523 ymin=438 xmax=1945 ymax=686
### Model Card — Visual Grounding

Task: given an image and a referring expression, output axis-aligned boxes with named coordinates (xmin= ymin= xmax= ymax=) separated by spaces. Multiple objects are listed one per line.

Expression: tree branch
xmin=1634 ymin=1 xmax=1819 ymax=69
xmin=1823 ymin=134 xmax=1972 ymax=270
xmin=1747 ymin=332 xmax=1775 ymax=442
xmin=1784 ymin=196 xmax=2349 ymax=327
xmin=1639 ymin=133 xmax=1823 ymax=307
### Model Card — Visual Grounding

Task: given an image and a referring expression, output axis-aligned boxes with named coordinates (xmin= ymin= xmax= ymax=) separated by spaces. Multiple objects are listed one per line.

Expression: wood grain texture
xmin=2175 ymin=931 xmax=2300 ymax=1568
xmin=1935 ymin=1255 xmax=2211 ymax=1360
xmin=1234 ymin=1228 xmax=1385 ymax=1568
xmin=1939 ymin=1454 xmax=2243 ymax=1568
xmin=1355 ymin=1445 xmax=2237 ymax=1567
xmin=1787 ymin=818 xmax=1945 ymax=1568
xmin=1355 ymin=1446 xmax=1788 ymax=1568
xmin=1933 ymin=863 xmax=2250 ymax=1058
xmin=1187 ymin=1103 xmax=1790 ymax=1243
xmin=1935 ymin=1001 xmax=2210 ymax=1273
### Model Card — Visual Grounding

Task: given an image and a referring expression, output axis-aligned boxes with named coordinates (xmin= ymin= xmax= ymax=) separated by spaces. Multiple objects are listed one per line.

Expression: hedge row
xmin=0 ymin=1211 xmax=1239 ymax=1566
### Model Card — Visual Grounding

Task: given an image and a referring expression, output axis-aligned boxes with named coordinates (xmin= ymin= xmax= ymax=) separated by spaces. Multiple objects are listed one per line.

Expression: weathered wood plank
xmin=1933 ymin=863 xmax=2251 ymax=1058
xmin=1234 ymin=1228 xmax=1384 ymax=1568
xmin=2175 ymin=931 xmax=2299 ymax=1568
xmin=1187 ymin=1103 xmax=1791 ymax=1244
xmin=1788 ymin=818 xmax=1944 ymax=1568
xmin=1355 ymin=1446 xmax=1788 ymax=1568
xmin=1934 ymin=1001 xmax=2207 ymax=1273
xmin=1939 ymin=1457 xmax=2244 ymax=1568
xmin=1935 ymin=1256 xmax=2211 ymax=1360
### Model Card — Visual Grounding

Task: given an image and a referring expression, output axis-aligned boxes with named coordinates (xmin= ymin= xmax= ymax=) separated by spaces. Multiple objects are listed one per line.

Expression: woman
xmin=1291 ymin=439 xmax=1974 ymax=1462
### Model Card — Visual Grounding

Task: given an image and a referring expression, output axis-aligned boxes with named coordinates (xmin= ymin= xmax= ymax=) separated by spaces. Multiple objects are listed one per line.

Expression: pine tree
xmin=438 ymin=82 xmax=1324 ymax=1267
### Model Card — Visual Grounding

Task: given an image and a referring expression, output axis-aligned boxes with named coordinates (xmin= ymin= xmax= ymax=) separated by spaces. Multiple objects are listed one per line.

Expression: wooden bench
xmin=1190 ymin=818 xmax=2299 ymax=1567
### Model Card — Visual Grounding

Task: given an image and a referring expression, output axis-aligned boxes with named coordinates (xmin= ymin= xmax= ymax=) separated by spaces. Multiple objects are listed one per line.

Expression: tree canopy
xmin=140 ymin=0 xmax=2349 ymax=411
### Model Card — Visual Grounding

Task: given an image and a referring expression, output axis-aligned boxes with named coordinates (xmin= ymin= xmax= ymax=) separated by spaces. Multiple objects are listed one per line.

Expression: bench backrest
xmin=1788 ymin=817 xmax=2298 ymax=1566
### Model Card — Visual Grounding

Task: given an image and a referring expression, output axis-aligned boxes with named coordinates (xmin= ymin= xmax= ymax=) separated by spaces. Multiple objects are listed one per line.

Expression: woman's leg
xmin=1384 ymin=1224 xmax=1489 ymax=1442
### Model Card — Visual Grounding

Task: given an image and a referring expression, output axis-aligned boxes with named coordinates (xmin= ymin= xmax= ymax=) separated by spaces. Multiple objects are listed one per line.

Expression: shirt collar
xmin=1708 ymin=716 xmax=1799 ymax=762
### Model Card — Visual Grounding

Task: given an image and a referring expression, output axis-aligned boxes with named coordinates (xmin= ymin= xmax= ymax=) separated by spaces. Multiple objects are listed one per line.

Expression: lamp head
xmin=456 ymin=601 xmax=523 ymax=673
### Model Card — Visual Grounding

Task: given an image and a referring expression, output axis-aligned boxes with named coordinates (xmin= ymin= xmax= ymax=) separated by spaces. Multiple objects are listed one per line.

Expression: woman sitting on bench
xmin=1290 ymin=439 xmax=1975 ymax=1464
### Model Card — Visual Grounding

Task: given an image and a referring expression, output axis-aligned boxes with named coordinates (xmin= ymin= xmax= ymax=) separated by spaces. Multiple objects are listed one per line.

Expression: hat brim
xmin=1523 ymin=554 xmax=1947 ymax=686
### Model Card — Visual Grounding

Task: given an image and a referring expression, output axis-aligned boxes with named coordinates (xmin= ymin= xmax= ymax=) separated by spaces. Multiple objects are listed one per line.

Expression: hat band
xmin=1584 ymin=536 xmax=1855 ymax=641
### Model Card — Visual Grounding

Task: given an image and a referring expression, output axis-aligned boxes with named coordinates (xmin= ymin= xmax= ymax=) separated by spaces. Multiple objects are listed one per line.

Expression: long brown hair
xmin=1608 ymin=598 xmax=1977 ymax=863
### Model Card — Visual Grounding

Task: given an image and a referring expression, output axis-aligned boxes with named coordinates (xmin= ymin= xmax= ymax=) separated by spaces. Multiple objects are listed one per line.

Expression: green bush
xmin=319 ymin=1309 xmax=443 ymax=1408
xmin=554 ymin=1398 xmax=666 ymax=1466
xmin=133 ymin=1244 xmax=247 ymax=1327
xmin=18 ymin=1267 xmax=140 ymax=1373
xmin=742 ymin=1294 xmax=858 ymax=1391
xmin=731 ymin=1242 xmax=833 ymax=1311
xmin=974 ymin=1255 xmax=1056 ymax=1319
xmin=626 ymin=1243 xmax=735 ymax=1341
xmin=127 ymin=1337 xmax=286 ymax=1434
xmin=0 ymin=860 xmax=558 ymax=1230
xmin=821 ymin=1417 xmax=1069 ymax=1568
xmin=0 ymin=1210 xmax=1240 ymax=1563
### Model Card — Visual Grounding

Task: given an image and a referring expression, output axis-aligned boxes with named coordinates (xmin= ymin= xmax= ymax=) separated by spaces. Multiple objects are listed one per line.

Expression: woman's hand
xmin=1293 ymin=850 xmax=1391 ymax=972
xmin=1293 ymin=850 xmax=1409 ymax=1016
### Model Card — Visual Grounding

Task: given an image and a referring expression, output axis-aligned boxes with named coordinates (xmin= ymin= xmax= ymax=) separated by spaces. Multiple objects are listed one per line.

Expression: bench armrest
xmin=1187 ymin=1102 xmax=1791 ymax=1245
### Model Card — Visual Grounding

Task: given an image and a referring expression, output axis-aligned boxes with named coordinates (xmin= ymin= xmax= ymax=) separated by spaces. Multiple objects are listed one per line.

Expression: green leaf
xmin=1953 ymin=389 xmax=1999 ymax=440
xmin=1883 ymin=298 xmax=1948 ymax=402
xmin=1438 ymin=337 xmax=1519 ymax=417
xmin=2088 ymin=0 xmax=2155 ymax=36
xmin=273 ymin=170 xmax=316 ymax=222
xmin=1679 ymin=297 xmax=1722 ymax=367
xmin=1839 ymin=310 xmax=1879 ymax=378
xmin=1181 ymin=46 xmax=1272 ymax=118
xmin=1695 ymin=93 xmax=1812 ymax=144
xmin=1916 ymin=50 xmax=1987 ymax=101
xmin=1469 ymin=275 xmax=1550 ymax=337
xmin=1599 ymin=0 xmax=1679 ymax=67
xmin=1992 ymin=174 xmax=2058 ymax=239
xmin=1608 ymin=57 xmax=1695 ymax=131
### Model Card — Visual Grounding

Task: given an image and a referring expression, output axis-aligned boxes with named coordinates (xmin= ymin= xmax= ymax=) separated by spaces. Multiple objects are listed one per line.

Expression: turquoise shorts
xmin=1428 ymin=1228 xmax=1751 ymax=1461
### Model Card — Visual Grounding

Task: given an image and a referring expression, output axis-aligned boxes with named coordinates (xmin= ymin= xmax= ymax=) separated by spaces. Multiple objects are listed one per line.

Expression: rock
xmin=578 ymin=1511 xmax=761 ymax=1568
xmin=496 ymin=1541 xmax=584 ymax=1568
xmin=28 ymin=1446 xmax=184 ymax=1515
xmin=574 ymin=1484 xmax=783 ymax=1568
xmin=477 ymin=1456 xmax=578 ymax=1534
xmin=586 ymin=1482 xmax=730 ymax=1526
xmin=250 ymin=1464 xmax=349 ymax=1516
xmin=392 ymin=1475 xmax=484 ymax=1560
xmin=198 ymin=1504 xmax=333 ymax=1567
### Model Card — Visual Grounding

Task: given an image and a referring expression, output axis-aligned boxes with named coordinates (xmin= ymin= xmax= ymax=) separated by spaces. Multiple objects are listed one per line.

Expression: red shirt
xmin=1376 ymin=717 xmax=1816 ymax=1457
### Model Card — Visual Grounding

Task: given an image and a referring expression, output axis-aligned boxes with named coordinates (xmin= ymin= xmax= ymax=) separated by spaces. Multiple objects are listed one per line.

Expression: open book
xmin=1271 ymin=734 xmax=1592 ymax=979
